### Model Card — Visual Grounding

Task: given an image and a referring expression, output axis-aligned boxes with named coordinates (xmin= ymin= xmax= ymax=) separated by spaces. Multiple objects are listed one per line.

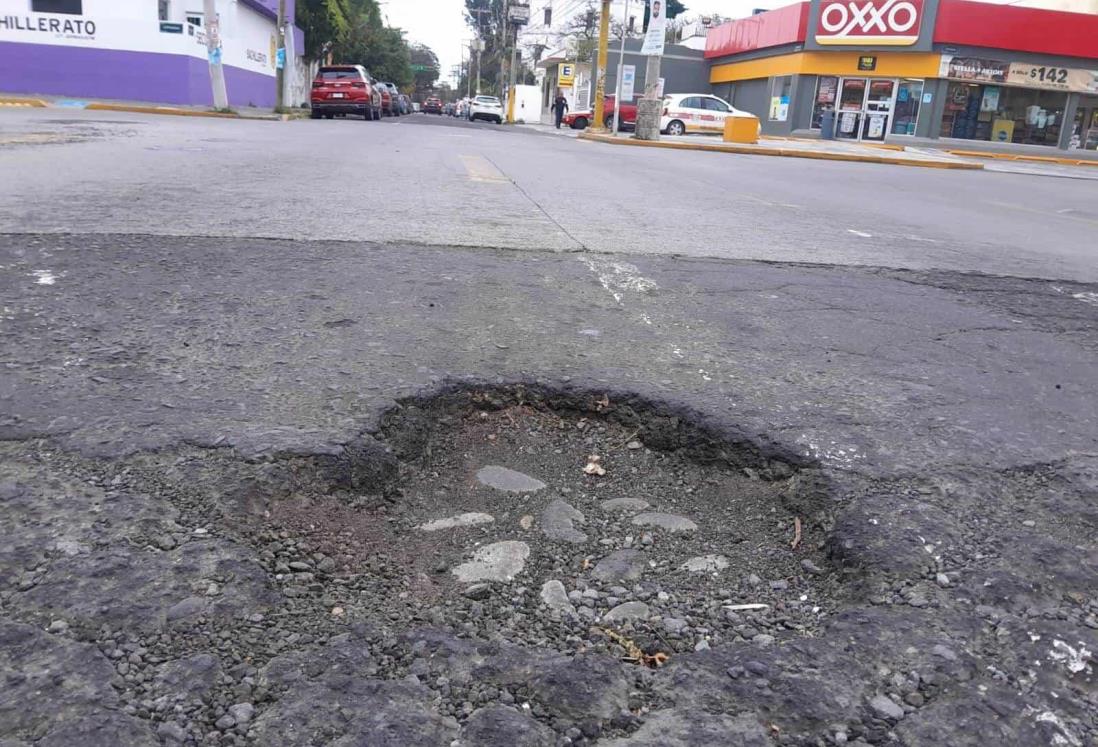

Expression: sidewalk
xmin=0 ymin=93 xmax=306 ymax=120
xmin=579 ymin=131 xmax=984 ymax=170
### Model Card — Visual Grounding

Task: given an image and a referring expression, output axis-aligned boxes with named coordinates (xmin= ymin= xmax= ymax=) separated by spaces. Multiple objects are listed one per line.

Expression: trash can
xmin=820 ymin=109 xmax=836 ymax=140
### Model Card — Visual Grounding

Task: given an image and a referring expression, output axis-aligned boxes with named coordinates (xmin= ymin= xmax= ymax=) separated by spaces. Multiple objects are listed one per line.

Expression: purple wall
xmin=0 ymin=41 xmax=277 ymax=108
xmin=240 ymin=0 xmax=295 ymax=24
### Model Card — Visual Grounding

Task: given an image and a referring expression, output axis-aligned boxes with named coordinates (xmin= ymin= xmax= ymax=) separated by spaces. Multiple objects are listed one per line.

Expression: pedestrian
xmin=552 ymin=88 xmax=569 ymax=129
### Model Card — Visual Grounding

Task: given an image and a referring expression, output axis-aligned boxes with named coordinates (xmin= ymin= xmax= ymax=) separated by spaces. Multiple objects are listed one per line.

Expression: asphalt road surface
xmin=1 ymin=108 xmax=1097 ymax=279
xmin=1 ymin=109 xmax=1096 ymax=747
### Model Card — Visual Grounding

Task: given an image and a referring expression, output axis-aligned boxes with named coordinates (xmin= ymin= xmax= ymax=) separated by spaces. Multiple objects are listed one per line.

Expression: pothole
xmin=260 ymin=385 xmax=845 ymax=655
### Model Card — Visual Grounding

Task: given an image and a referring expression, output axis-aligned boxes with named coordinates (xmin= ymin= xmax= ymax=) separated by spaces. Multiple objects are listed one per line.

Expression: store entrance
xmin=1072 ymin=97 xmax=1098 ymax=150
xmin=835 ymin=78 xmax=896 ymax=142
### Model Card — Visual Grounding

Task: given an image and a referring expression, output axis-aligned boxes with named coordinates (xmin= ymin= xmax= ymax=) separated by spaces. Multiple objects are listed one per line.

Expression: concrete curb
xmin=578 ymin=132 xmax=985 ymax=170
xmin=0 ymin=97 xmax=48 ymax=108
xmin=85 ymin=102 xmax=240 ymax=119
xmin=943 ymin=149 xmax=1098 ymax=168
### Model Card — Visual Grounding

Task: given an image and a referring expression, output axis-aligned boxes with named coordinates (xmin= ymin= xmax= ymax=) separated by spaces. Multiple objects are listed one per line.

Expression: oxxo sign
xmin=815 ymin=0 xmax=924 ymax=46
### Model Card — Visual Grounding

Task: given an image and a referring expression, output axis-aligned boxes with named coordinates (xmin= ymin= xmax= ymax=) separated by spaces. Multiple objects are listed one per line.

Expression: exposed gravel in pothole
xmin=5 ymin=386 xmax=1093 ymax=746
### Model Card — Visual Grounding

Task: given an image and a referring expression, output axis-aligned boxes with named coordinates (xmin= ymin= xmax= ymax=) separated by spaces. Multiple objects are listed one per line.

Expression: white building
xmin=0 ymin=0 xmax=308 ymax=107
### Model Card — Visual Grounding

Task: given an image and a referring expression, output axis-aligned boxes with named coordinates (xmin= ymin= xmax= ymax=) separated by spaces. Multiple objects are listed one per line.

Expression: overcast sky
xmin=382 ymin=0 xmax=787 ymax=88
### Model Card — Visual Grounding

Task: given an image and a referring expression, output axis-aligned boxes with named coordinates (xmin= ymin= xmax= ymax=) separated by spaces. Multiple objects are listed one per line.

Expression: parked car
xmin=469 ymin=95 xmax=503 ymax=123
xmin=660 ymin=94 xmax=758 ymax=136
xmin=563 ymin=95 xmax=637 ymax=131
xmin=310 ymin=65 xmax=380 ymax=120
xmin=424 ymin=96 xmax=443 ymax=114
xmin=376 ymin=83 xmax=401 ymax=115
xmin=374 ymin=83 xmax=393 ymax=116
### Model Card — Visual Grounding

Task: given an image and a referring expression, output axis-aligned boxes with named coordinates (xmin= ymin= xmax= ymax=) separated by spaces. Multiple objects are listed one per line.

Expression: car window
xmin=475 ymin=97 xmax=500 ymax=104
xmin=320 ymin=69 xmax=360 ymax=80
xmin=703 ymin=97 xmax=730 ymax=112
xmin=680 ymin=96 xmax=703 ymax=109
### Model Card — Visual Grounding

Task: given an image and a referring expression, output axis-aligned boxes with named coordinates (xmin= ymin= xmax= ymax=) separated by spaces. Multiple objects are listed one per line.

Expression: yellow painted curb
xmin=86 ymin=102 xmax=239 ymax=118
xmin=579 ymin=133 xmax=984 ymax=170
xmin=944 ymin=149 xmax=1098 ymax=168
xmin=0 ymin=97 xmax=47 ymax=108
xmin=764 ymin=135 xmax=905 ymax=151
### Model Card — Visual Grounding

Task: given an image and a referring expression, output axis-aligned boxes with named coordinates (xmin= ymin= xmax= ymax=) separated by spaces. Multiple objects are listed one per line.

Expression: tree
xmin=562 ymin=3 xmax=599 ymax=64
xmin=410 ymin=43 xmax=441 ymax=94
xmin=296 ymin=0 xmax=413 ymax=87
xmin=464 ymin=0 xmax=507 ymax=94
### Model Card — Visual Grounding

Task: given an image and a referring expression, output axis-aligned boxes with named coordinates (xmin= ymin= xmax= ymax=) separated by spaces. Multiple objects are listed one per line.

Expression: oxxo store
xmin=705 ymin=0 xmax=1098 ymax=151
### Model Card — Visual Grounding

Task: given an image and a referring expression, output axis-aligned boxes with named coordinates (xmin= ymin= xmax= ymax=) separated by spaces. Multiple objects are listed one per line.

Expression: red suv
xmin=424 ymin=96 xmax=443 ymax=114
xmin=311 ymin=65 xmax=380 ymax=120
xmin=563 ymin=95 xmax=637 ymax=131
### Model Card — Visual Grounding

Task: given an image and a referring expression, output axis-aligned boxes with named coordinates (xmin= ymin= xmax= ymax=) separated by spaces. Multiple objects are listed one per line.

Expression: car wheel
xmin=324 ymin=114 xmax=334 ymax=120
xmin=573 ymin=116 xmax=588 ymax=130
xmin=604 ymin=115 xmax=615 ymax=131
xmin=667 ymin=120 xmax=686 ymax=136
xmin=310 ymin=110 xmax=321 ymax=119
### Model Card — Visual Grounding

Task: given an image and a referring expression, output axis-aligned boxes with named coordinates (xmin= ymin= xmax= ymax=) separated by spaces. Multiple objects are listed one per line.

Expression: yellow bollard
xmin=723 ymin=115 xmax=759 ymax=144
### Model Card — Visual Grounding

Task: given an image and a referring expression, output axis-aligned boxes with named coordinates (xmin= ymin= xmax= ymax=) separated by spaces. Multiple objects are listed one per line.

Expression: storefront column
xmin=790 ymin=75 xmax=817 ymax=133
xmin=920 ymin=79 xmax=950 ymax=140
xmin=1059 ymin=93 xmax=1081 ymax=150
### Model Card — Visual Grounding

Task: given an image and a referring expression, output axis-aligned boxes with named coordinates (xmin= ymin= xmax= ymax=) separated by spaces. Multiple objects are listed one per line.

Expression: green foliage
xmin=296 ymin=0 xmax=432 ymax=89
xmin=463 ymin=0 xmax=507 ymax=95
xmin=410 ymin=43 xmax=441 ymax=93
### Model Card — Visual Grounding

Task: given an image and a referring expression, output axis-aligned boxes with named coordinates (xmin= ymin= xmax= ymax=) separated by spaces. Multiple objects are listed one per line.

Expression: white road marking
xmin=579 ymin=257 xmax=657 ymax=304
xmin=1073 ymin=292 xmax=1098 ymax=307
xmin=32 ymin=270 xmax=56 ymax=285
xmin=846 ymin=229 xmax=873 ymax=238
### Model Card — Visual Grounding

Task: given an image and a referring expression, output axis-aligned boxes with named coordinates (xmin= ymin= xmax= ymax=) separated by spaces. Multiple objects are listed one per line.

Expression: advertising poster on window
xmin=1007 ymin=64 xmax=1098 ymax=94
xmin=642 ymin=0 xmax=667 ymax=56
xmin=938 ymin=56 xmax=1009 ymax=83
xmin=980 ymin=86 xmax=1000 ymax=112
xmin=867 ymin=114 xmax=886 ymax=138
xmin=840 ymin=112 xmax=857 ymax=133
xmin=620 ymin=65 xmax=636 ymax=101
xmin=940 ymin=56 xmax=1098 ymax=94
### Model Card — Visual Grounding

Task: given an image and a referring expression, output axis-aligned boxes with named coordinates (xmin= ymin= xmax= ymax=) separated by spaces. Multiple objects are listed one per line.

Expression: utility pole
xmin=634 ymin=0 xmax=666 ymax=140
xmin=475 ymin=39 xmax=483 ymax=95
xmin=589 ymin=0 xmax=611 ymax=133
xmin=468 ymin=7 xmax=491 ymax=96
xmin=203 ymin=0 xmax=228 ymax=110
xmin=464 ymin=43 xmax=472 ymax=98
xmin=612 ymin=0 xmax=629 ymax=134
xmin=274 ymin=0 xmax=286 ymax=111
xmin=507 ymin=24 xmax=519 ymax=122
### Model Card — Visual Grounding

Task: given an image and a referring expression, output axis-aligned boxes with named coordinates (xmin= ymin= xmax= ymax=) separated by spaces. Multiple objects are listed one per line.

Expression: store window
xmin=811 ymin=76 xmax=838 ymax=128
xmin=891 ymin=79 xmax=923 ymax=136
xmin=769 ymin=75 xmax=792 ymax=122
xmin=940 ymin=82 xmax=1067 ymax=146
xmin=1069 ymin=97 xmax=1098 ymax=150
xmin=32 ymin=0 xmax=82 ymax=12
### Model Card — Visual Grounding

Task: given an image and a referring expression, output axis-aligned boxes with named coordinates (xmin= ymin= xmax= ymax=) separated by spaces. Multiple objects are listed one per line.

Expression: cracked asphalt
xmin=0 ymin=109 xmax=1096 ymax=747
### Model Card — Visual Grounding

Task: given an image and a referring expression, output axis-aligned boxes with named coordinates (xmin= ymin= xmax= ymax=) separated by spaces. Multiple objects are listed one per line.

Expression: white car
xmin=468 ymin=95 xmax=503 ymax=124
xmin=660 ymin=94 xmax=758 ymax=136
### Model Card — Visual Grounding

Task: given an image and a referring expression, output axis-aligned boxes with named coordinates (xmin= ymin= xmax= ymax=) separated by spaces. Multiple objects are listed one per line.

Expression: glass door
xmin=862 ymin=79 xmax=895 ymax=141
xmin=836 ymin=78 xmax=866 ymax=140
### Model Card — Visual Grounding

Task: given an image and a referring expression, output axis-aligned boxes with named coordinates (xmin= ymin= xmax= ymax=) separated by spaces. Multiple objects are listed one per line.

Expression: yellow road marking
xmin=460 ymin=154 xmax=508 ymax=183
